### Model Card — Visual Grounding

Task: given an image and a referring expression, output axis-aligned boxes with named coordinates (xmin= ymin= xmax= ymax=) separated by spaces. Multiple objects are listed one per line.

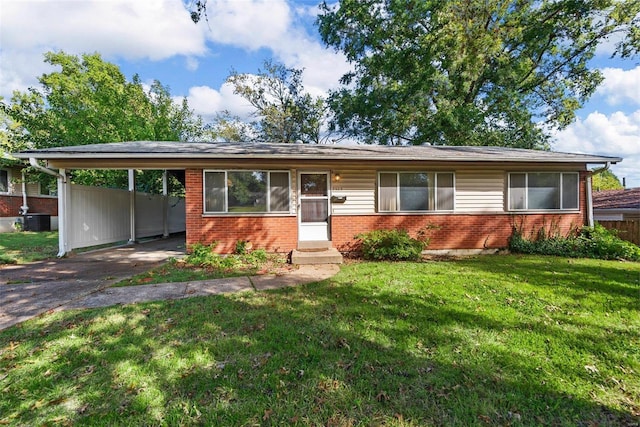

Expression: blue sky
xmin=1 ymin=0 xmax=638 ymax=187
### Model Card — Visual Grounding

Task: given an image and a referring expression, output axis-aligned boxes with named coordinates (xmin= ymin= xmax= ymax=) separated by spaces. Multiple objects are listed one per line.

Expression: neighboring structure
xmin=592 ymin=188 xmax=640 ymax=221
xmin=14 ymin=141 xmax=621 ymax=257
xmin=0 ymin=165 xmax=58 ymax=232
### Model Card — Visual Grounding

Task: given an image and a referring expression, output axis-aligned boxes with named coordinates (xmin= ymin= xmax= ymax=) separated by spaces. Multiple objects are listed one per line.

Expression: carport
xmin=16 ymin=146 xmax=187 ymax=257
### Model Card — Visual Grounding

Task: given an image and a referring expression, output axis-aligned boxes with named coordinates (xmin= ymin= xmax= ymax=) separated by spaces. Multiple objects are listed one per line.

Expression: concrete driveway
xmin=0 ymin=236 xmax=340 ymax=331
xmin=0 ymin=235 xmax=186 ymax=330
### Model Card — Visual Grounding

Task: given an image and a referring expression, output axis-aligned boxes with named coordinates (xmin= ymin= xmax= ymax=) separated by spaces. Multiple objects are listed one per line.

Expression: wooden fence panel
xmin=597 ymin=220 xmax=639 ymax=245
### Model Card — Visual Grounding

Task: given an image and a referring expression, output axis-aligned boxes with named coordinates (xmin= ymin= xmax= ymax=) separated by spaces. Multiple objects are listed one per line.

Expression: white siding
xmin=26 ymin=183 xmax=41 ymax=196
xmin=455 ymin=171 xmax=505 ymax=212
xmin=331 ymin=170 xmax=376 ymax=214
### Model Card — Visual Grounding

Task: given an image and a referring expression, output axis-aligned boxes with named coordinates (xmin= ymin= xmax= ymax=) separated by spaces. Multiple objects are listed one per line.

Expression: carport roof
xmin=15 ymin=141 xmax=622 ymax=165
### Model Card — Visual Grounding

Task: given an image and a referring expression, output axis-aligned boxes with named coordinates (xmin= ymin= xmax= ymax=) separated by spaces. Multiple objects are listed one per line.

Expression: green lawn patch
xmin=113 ymin=246 xmax=290 ymax=287
xmin=1 ymin=255 xmax=638 ymax=425
xmin=114 ymin=255 xmax=292 ymax=287
xmin=0 ymin=231 xmax=59 ymax=264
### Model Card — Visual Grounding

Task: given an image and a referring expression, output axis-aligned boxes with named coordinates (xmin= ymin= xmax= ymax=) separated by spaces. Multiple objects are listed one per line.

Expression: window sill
xmin=507 ymin=209 xmax=580 ymax=214
xmin=202 ymin=212 xmax=295 ymax=217
xmin=377 ymin=210 xmax=455 ymax=214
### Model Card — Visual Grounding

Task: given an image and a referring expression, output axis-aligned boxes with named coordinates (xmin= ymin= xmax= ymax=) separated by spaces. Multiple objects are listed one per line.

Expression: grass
xmin=114 ymin=255 xmax=292 ymax=287
xmin=0 ymin=255 xmax=638 ymax=426
xmin=0 ymin=231 xmax=59 ymax=264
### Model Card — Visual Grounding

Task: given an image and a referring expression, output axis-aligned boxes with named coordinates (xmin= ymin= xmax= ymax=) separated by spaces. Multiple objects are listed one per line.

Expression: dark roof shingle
xmin=592 ymin=188 xmax=640 ymax=210
xmin=14 ymin=141 xmax=623 ymax=164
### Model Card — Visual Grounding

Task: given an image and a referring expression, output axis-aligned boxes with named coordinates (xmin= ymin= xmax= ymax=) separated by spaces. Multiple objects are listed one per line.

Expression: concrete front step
xmin=297 ymin=240 xmax=333 ymax=250
xmin=291 ymin=248 xmax=343 ymax=265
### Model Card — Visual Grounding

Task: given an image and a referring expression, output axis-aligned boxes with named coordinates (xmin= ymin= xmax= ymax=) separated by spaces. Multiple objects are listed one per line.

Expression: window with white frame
xmin=204 ymin=170 xmax=290 ymax=213
xmin=378 ymin=172 xmax=454 ymax=212
xmin=0 ymin=169 xmax=8 ymax=193
xmin=508 ymin=172 xmax=579 ymax=210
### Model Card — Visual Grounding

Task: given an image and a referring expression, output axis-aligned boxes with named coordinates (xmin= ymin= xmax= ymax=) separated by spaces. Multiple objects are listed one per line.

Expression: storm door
xmin=298 ymin=172 xmax=330 ymax=241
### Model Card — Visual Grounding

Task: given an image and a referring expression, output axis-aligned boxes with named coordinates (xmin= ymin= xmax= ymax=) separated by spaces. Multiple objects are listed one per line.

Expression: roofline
xmin=14 ymin=152 xmax=623 ymax=164
xmin=13 ymin=141 xmax=624 ymax=164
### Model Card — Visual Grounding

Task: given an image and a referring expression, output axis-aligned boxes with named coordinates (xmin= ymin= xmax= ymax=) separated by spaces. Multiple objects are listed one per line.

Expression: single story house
xmin=592 ymin=188 xmax=640 ymax=221
xmin=14 ymin=141 xmax=621 ymax=259
xmin=0 ymin=164 xmax=58 ymax=232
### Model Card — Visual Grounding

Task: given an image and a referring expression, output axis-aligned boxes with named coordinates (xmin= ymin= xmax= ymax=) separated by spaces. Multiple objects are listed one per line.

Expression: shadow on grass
xmin=1 ymin=257 xmax=638 ymax=425
xmin=458 ymin=255 xmax=640 ymax=299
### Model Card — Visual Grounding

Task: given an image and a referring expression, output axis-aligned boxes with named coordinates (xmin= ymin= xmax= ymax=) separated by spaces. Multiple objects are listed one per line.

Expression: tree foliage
xmin=2 ymin=51 xmax=204 ymax=149
xmin=592 ymin=169 xmax=624 ymax=191
xmin=218 ymin=60 xmax=336 ymax=144
xmin=317 ymin=0 xmax=640 ymax=147
xmin=1 ymin=52 xmax=204 ymax=192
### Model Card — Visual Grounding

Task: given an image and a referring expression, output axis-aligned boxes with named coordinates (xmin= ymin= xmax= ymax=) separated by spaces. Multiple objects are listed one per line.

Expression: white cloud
xmin=200 ymin=0 xmax=351 ymax=94
xmin=201 ymin=0 xmax=292 ymax=50
xmin=553 ymin=110 xmax=640 ymax=188
xmin=185 ymin=57 xmax=200 ymax=72
xmin=0 ymin=0 xmax=350 ymax=102
xmin=594 ymin=29 xmax=626 ymax=58
xmin=596 ymin=67 xmax=640 ymax=106
xmin=1 ymin=0 xmax=206 ymax=60
xmin=272 ymin=29 xmax=351 ymax=95
xmin=0 ymin=0 xmax=208 ymax=98
xmin=182 ymin=83 xmax=254 ymax=122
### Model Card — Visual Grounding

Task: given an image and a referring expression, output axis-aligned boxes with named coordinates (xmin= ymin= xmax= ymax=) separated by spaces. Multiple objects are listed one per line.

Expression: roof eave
xmin=14 ymin=152 xmax=623 ymax=164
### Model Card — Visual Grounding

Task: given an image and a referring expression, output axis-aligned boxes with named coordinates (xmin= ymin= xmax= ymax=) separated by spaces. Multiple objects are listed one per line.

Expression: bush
xmin=186 ymin=242 xmax=220 ymax=266
xmin=355 ymin=229 xmax=428 ymax=261
xmin=509 ymin=224 xmax=640 ymax=261
xmin=186 ymin=242 xmax=273 ymax=270
xmin=580 ymin=224 xmax=640 ymax=261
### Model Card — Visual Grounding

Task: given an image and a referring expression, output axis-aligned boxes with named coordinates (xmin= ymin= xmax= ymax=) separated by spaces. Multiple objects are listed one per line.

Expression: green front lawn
xmin=0 ymin=231 xmax=58 ymax=264
xmin=113 ymin=255 xmax=292 ymax=287
xmin=1 ymin=255 xmax=638 ymax=425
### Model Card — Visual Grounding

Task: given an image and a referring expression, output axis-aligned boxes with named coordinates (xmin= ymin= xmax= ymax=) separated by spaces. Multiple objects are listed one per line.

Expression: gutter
xmin=29 ymin=157 xmax=65 ymax=181
xmin=587 ymin=162 xmax=611 ymax=227
xmin=20 ymin=169 xmax=28 ymax=215
xmin=29 ymin=158 xmax=69 ymax=257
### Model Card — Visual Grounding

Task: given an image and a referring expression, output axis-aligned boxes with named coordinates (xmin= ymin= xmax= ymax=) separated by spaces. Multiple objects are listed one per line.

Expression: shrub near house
xmin=509 ymin=224 xmax=640 ymax=261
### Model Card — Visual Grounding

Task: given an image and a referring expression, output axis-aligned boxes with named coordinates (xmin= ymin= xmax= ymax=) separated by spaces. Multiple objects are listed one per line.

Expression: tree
xmin=1 ymin=51 xmax=204 ymax=193
xmin=205 ymin=111 xmax=256 ymax=142
xmin=224 ymin=60 xmax=336 ymax=144
xmin=147 ymin=80 xmax=205 ymax=142
xmin=0 ymin=99 xmax=24 ymax=168
xmin=592 ymin=170 xmax=624 ymax=191
xmin=317 ymin=0 xmax=639 ymax=147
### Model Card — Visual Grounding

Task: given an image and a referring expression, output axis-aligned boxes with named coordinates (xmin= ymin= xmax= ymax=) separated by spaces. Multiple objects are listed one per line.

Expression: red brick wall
xmin=332 ymin=171 xmax=589 ymax=252
xmin=0 ymin=195 xmax=58 ymax=217
xmin=185 ymin=169 xmax=298 ymax=253
xmin=184 ymin=168 xmax=589 ymax=254
xmin=331 ymin=212 xmax=585 ymax=252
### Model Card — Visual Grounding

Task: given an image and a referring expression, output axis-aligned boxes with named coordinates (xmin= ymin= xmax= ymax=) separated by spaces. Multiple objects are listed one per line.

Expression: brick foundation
xmin=0 ymin=195 xmax=58 ymax=217
xmin=331 ymin=212 xmax=585 ymax=253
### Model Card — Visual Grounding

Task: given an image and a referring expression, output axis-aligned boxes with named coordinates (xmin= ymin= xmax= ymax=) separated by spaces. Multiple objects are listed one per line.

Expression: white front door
xmin=298 ymin=172 xmax=330 ymax=241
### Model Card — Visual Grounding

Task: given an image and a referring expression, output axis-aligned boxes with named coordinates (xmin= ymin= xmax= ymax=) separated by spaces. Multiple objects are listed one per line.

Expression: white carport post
xmin=162 ymin=170 xmax=169 ymax=238
xmin=128 ymin=169 xmax=136 ymax=244
xmin=57 ymin=169 xmax=70 ymax=257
